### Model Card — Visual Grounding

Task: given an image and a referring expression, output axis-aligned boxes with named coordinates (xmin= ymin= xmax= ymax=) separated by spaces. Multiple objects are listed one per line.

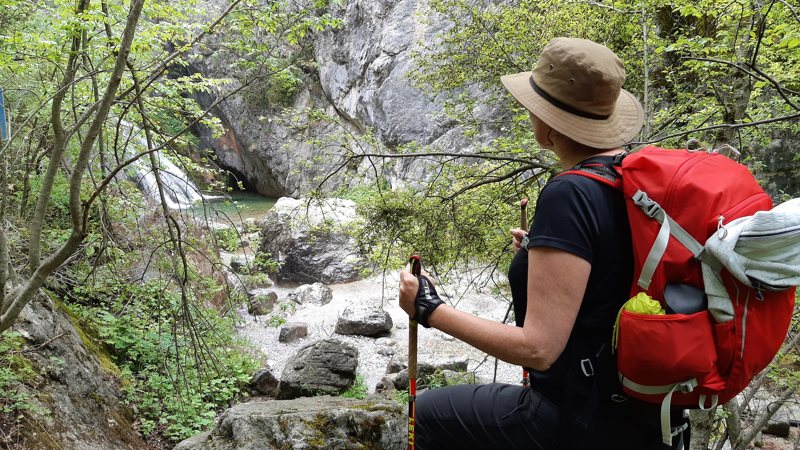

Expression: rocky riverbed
xmin=236 ymin=270 xmax=520 ymax=395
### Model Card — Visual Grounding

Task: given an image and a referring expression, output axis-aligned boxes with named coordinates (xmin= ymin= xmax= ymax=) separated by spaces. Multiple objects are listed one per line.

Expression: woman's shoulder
xmin=543 ymin=171 xmax=615 ymax=200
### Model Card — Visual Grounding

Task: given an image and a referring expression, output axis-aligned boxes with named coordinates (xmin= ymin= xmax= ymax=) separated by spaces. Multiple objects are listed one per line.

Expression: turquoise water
xmin=190 ymin=192 xmax=277 ymax=225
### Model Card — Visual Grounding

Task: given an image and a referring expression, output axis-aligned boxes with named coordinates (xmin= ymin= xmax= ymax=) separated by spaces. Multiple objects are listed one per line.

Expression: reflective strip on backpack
xmin=632 ymin=191 xmax=705 ymax=290
xmin=620 ymin=375 xmax=698 ymax=446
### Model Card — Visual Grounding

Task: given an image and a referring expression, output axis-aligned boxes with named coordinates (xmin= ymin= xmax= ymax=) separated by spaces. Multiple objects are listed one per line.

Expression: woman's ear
xmin=545 ymin=128 xmax=558 ymax=147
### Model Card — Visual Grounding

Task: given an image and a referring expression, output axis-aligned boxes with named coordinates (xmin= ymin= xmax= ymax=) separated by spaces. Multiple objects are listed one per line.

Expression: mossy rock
xmin=174 ymin=396 xmax=404 ymax=450
xmin=53 ymin=298 xmax=120 ymax=377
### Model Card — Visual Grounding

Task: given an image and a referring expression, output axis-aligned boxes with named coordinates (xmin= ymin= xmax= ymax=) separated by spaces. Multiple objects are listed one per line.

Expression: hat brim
xmin=500 ymin=71 xmax=643 ymax=149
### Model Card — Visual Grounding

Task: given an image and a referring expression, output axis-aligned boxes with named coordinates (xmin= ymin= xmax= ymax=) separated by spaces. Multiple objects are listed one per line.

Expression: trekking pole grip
xmin=520 ymin=198 xmax=528 ymax=231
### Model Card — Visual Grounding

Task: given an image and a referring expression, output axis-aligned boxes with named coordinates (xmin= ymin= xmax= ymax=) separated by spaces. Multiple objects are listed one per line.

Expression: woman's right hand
xmin=398 ymin=269 xmax=419 ymax=318
xmin=510 ymin=228 xmax=528 ymax=253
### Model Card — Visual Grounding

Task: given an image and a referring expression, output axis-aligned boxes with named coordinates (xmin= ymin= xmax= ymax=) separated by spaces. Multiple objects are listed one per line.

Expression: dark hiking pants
xmin=414 ymin=383 xmax=688 ymax=450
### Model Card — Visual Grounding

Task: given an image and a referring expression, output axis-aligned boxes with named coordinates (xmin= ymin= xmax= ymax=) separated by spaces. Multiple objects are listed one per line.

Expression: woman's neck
xmin=557 ymin=147 xmax=624 ymax=169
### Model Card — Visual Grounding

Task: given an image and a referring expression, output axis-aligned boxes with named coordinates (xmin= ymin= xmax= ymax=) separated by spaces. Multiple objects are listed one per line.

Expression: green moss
xmin=8 ymin=354 xmax=36 ymax=381
xmin=304 ymin=413 xmax=334 ymax=448
xmin=273 ymin=416 xmax=294 ymax=450
xmin=53 ymin=298 xmax=120 ymax=377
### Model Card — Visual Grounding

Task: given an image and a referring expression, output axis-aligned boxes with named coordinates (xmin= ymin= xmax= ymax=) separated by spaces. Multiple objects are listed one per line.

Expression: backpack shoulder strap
xmin=558 ymin=155 xmax=623 ymax=190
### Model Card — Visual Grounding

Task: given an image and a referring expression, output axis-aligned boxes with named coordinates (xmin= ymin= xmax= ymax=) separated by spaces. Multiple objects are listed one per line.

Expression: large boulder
xmin=174 ymin=396 xmax=404 ymax=450
xmin=379 ymin=355 xmax=472 ymax=391
xmin=247 ymin=291 xmax=277 ymax=316
xmin=277 ymin=338 xmax=359 ymax=399
xmin=247 ymin=368 xmax=280 ymax=397
xmin=258 ymin=197 xmax=369 ymax=283
xmin=334 ymin=302 xmax=393 ymax=337
xmin=279 ymin=322 xmax=309 ymax=343
xmin=288 ymin=282 xmax=333 ymax=306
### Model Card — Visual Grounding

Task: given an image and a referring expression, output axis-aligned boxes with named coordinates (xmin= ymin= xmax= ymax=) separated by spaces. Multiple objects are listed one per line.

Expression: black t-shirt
xmin=507 ymin=156 xmax=633 ymax=402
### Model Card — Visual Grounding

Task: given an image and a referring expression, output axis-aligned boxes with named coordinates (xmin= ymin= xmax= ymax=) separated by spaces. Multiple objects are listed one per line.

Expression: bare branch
xmin=0 ymin=222 xmax=7 ymax=312
xmin=564 ymin=0 xmax=636 ymax=14
xmin=749 ymin=65 xmax=800 ymax=110
xmin=635 ymin=112 xmax=800 ymax=145
xmin=445 ymin=164 xmax=543 ymax=200
xmin=750 ymin=0 xmax=776 ymax=68
xmin=11 ymin=332 xmax=67 ymax=354
xmin=775 ymin=0 xmax=800 ymax=23
xmin=721 ymin=399 xmax=743 ymax=450
xmin=337 ymin=150 xmax=549 ymax=166
xmin=70 ymin=0 xmax=145 ymax=232
xmin=734 ymin=383 xmax=799 ymax=450
xmin=681 ymin=57 xmax=765 ymax=83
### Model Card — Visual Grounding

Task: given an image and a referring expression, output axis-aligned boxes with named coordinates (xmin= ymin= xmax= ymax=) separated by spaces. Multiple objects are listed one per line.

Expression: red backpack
xmin=566 ymin=146 xmax=796 ymax=444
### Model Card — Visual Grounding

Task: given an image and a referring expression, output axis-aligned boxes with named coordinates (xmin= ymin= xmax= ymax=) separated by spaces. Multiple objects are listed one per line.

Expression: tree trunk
xmin=689 ymin=409 xmax=716 ymax=449
xmin=1 ymin=0 xmax=145 ymax=333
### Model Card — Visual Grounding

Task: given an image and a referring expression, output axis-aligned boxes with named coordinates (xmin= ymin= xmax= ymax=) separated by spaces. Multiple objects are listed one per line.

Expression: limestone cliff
xmin=191 ymin=0 xmax=500 ymax=198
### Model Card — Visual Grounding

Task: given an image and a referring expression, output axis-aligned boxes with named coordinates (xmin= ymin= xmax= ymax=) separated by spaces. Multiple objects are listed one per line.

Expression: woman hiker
xmin=398 ymin=37 xmax=689 ymax=450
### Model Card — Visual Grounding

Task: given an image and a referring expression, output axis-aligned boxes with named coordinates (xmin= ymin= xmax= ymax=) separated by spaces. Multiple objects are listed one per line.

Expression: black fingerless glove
xmin=414 ymin=276 xmax=444 ymax=328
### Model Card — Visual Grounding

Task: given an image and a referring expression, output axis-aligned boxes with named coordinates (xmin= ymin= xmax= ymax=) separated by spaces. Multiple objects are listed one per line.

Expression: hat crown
xmin=531 ymin=38 xmax=626 ymax=117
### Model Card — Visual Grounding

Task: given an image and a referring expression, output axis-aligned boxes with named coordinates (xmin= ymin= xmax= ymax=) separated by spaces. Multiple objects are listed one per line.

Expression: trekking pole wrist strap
xmin=414 ymin=276 xmax=444 ymax=328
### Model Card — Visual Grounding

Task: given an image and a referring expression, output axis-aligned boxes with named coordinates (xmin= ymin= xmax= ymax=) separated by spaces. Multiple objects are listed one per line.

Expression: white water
xmin=134 ymin=150 xmax=207 ymax=210
xmin=121 ymin=121 xmax=220 ymax=210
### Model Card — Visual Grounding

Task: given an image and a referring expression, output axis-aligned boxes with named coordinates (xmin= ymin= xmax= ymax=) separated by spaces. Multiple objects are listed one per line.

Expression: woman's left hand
xmin=510 ymin=227 xmax=528 ymax=253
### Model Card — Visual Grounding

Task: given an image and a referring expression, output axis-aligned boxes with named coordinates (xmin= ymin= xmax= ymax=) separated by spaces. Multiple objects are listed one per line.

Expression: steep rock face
xmin=174 ymin=396 xmax=404 ymax=450
xmin=192 ymin=0 xmax=496 ymax=198
xmin=334 ymin=302 xmax=393 ymax=337
xmin=8 ymin=296 xmax=146 ymax=450
xmin=276 ymin=339 xmax=359 ymax=400
xmin=755 ymin=137 xmax=800 ymax=200
xmin=313 ymin=0 xmax=450 ymax=147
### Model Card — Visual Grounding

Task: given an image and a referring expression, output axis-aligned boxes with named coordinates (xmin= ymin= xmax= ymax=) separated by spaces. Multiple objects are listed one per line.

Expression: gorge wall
xmin=191 ymin=0 xmax=502 ymax=198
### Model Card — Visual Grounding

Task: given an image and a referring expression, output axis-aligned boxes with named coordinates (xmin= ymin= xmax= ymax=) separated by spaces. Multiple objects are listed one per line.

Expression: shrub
xmin=70 ymin=279 xmax=262 ymax=442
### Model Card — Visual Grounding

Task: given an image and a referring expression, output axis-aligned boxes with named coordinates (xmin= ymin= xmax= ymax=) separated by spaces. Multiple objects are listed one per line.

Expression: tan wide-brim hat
xmin=501 ymin=37 xmax=644 ymax=149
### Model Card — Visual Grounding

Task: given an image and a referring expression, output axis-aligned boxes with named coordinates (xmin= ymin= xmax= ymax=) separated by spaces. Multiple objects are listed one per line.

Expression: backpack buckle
xmin=632 ymin=190 xmax=663 ymax=219
xmin=580 ymin=358 xmax=594 ymax=377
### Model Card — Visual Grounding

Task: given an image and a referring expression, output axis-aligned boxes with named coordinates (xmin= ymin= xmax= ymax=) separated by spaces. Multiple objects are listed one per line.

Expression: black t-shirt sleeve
xmin=527 ymin=176 xmax=599 ymax=263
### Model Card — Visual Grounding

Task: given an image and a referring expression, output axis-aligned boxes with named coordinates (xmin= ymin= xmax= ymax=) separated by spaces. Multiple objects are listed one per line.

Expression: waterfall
xmin=121 ymin=121 xmax=220 ymax=210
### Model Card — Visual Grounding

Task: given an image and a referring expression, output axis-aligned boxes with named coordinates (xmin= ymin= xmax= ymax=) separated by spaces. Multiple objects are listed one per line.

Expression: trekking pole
xmin=519 ymin=199 xmax=530 ymax=388
xmin=408 ymin=254 xmax=421 ymax=450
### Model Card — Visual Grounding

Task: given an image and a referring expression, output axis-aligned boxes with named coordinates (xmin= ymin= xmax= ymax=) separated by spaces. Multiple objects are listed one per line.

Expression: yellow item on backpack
xmin=612 ymin=292 xmax=665 ymax=350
